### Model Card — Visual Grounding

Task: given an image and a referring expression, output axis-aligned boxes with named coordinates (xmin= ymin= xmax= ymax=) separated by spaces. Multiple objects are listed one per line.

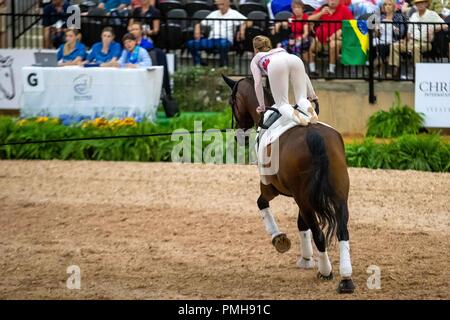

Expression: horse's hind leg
xmin=297 ymin=204 xmax=333 ymax=280
xmin=336 ymin=200 xmax=355 ymax=293
xmin=257 ymin=183 xmax=291 ymax=253
xmin=296 ymin=213 xmax=315 ymax=269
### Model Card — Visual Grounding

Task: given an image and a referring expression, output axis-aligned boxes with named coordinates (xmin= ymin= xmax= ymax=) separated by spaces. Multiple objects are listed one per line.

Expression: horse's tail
xmin=305 ymin=127 xmax=337 ymax=246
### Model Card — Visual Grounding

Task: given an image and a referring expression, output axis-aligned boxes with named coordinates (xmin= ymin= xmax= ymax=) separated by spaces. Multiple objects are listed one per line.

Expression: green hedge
xmin=1 ymin=114 xmax=449 ymax=172
xmin=346 ymin=134 xmax=450 ymax=172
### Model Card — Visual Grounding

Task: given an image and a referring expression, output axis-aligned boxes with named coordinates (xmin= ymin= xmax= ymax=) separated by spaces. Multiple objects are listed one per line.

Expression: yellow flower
xmin=50 ymin=118 xmax=60 ymax=125
xmin=122 ymin=117 xmax=136 ymax=126
xmin=35 ymin=116 xmax=49 ymax=123
xmin=17 ymin=119 xmax=29 ymax=126
xmin=109 ymin=119 xmax=123 ymax=127
xmin=93 ymin=117 xmax=108 ymax=127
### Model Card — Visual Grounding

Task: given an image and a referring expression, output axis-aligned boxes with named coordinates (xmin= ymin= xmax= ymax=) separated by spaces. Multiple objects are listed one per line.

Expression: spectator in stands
xmin=388 ymin=0 xmax=448 ymax=78
xmin=57 ymin=28 xmax=87 ymax=66
xmin=87 ymin=27 xmax=122 ymax=65
xmin=276 ymin=0 xmax=314 ymax=63
xmin=308 ymin=0 xmax=354 ymax=76
xmin=114 ymin=33 xmax=152 ymax=67
xmin=131 ymin=0 xmax=143 ymax=9
xmin=0 ymin=0 xmax=7 ymax=48
xmin=128 ymin=21 xmax=154 ymax=49
xmin=98 ymin=0 xmax=131 ymax=13
xmin=42 ymin=0 xmax=70 ymax=49
xmin=130 ymin=0 xmax=161 ymax=40
xmin=268 ymin=0 xmax=293 ymax=18
xmin=186 ymin=0 xmax=247 ymax=67
xmin=371 ymin=0 xmax=406 ymax=75
xmin=429 ymin=0 xmax=450 ymax=17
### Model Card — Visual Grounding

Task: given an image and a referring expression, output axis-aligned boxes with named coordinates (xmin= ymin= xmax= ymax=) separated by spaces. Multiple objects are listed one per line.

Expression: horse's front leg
xmin=336 ymin=200 xmax=355 ymax=294
xmin=257 ymin=184 xmax=291 ymax=253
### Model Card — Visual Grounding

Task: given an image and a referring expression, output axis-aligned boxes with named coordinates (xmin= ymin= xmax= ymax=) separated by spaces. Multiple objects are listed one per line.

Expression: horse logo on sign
xmin=0 ymin=55 xmax=16 ymax=100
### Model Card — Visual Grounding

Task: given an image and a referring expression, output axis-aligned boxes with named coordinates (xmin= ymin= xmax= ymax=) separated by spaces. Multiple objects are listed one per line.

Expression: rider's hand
xmin=256 ymin=106 xmax=266 ymax=113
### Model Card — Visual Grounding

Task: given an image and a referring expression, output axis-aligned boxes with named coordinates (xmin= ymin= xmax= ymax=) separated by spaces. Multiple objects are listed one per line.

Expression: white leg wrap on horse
xmin=259 ymin=208 xmax=281 ymax=238
xmin=297 ymin=230 xmax=315 ymax=269
xmin=339 ymin=240 xmax=353 ymax=278
xmin=299 ymin=230 xmax=313 ymax=259
xmin=317 ymin=251 xmax=332 ymax=276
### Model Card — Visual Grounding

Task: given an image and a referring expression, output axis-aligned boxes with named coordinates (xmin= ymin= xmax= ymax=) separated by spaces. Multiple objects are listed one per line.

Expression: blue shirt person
xmin=117 ymin=33 xmax=152 ymax=68
xmin=87 ymin=27 xmax=122 ymax=65
xmin=57 ymin=29 xmax=87 ymax=66
xmin=98 ymin=0 xmax=130 ymax=13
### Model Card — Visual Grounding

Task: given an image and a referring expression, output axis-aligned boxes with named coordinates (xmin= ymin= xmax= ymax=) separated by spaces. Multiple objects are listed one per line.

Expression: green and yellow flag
xmin=341 ymin=20 xmax=369 ymax=65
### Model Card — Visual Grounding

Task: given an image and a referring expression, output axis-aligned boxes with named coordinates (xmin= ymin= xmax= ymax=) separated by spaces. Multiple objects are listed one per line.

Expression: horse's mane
xmin=238 ymin=76 xmax=275 ymax=106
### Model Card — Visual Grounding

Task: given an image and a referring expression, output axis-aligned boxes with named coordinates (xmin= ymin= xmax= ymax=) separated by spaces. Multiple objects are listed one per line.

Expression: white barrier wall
xmin=415 ymin=63 xmax=450 ymax=128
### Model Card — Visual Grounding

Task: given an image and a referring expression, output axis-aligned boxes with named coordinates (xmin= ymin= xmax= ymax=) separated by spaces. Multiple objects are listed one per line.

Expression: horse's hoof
xmin=297 ymin=257 xmax=315 ymax=269
xmin=337 ymin=278 xmax=355 ymax=294
xmin=317 ymin=271 xmax=334 ymax=281
xmin=272 ymin=233 xmax=291 ymax=253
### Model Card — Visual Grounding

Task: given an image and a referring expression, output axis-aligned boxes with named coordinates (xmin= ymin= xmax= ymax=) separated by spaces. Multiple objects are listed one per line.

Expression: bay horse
xmin=223 ymin=75 xmax=355 ymax=294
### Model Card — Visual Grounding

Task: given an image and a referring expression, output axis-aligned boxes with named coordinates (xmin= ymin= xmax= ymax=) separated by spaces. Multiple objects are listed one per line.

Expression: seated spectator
xmin=87 ymin=27 xmax=122 ymax=66
xmin=429 ymin=0 xmax=450 ymax=17
xmin=98 ymin=0 xmax=131 ymax=13
xmin=371 ymin=0 xmax=406 ymax=74
xmin=57 ymin=29 xmax=87 ymax=66
xmin=276 ymin=0 xmax=314 ymax=63
xmin=186 ymin=0 xmax=247 ymax=67
xmin=130 ymin=0 xmax=161 ymax=40
xmin=308 ymin=0 xmax=354 ymax=76
xmin=109 ymin=33 xmax=152 ymax=68
xmin=388 ymin=0 xmax=448 ymax=78
xmin=42 ymin=0 xmax=70 ymax=49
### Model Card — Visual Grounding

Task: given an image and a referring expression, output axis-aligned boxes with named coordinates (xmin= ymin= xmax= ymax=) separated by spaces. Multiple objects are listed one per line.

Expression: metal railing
xmin=3 ymin=10 xmax=450 ymax=101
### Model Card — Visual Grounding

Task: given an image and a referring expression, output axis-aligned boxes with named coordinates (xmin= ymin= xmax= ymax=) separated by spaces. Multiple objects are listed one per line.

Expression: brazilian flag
xmin=341 ymin=20 xmax=369 ymax=65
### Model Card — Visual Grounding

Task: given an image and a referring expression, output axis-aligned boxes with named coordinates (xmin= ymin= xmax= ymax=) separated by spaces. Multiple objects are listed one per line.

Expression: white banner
xmin=415 ymin=63 xmax=450 ymax=128
xmin=0 ymin=49 xmax=36 ymax=109
xmin=21 ymin=66 xmax=163 ymax=120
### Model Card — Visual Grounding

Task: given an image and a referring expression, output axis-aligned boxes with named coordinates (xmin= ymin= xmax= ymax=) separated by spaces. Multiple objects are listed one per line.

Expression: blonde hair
xmin=253 ymin=35 xmax=272 ymax=52
xmin=383 ymin=0 xmax=395 ymax=7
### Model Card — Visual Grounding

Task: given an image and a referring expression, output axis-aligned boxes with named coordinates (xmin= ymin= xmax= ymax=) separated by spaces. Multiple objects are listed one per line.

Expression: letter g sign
xmin=27 ymin=73 xmax=38 ymax=86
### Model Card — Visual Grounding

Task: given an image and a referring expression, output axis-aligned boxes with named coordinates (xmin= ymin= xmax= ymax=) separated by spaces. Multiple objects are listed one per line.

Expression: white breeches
xmin=267 ymin=53 xmax=308 ymax=108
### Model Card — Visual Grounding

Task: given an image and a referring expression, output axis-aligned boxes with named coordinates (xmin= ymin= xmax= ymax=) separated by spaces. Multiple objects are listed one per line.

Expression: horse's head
xmin=0 ymin=55 xmax=15 ymax=100
xmin=222 ymin=74 xmax=274 ymax=131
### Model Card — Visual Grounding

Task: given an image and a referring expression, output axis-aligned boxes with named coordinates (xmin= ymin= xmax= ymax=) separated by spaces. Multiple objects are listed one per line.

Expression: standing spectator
xmin=98 ymin=0 xmax=131 ymax=13
xmin=186 ymin=0 xmax=247 ymax=67
xmin=113 ymin=33 xmax=152 ymax=68
xmin=87 ymin=27 xmax=122 ymax=65
xmin=128 ymin=21 xmax=173 ymax=97
xmin=57 ymin=29 xmax=87 ymax=66
xmin=388 ymin=0 xmax=448 ymax=78
xmin=130 ymin=0 xmax=161 ymax=40
xmin=0 ymin=0 xmax=7 ymax=48
xmin=42 ymin=0 xmax=70 ymax=49
xmin=128 ymin=21 xmax=153 ymax=49
xmin=308 ymin=0 xmax=354 ymax=76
